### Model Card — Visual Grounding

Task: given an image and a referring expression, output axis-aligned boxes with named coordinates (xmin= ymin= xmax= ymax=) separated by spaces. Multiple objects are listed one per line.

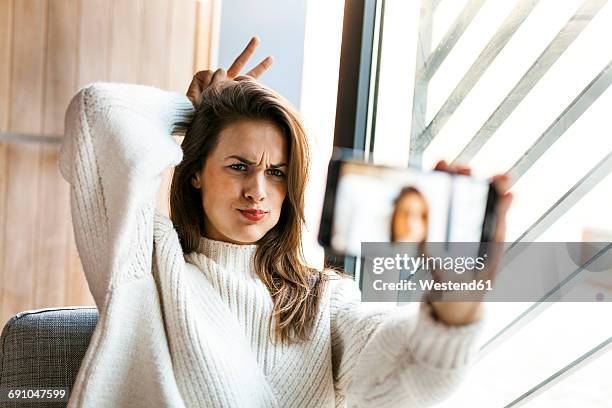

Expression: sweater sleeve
xmin=58 ymin=82 xmax=194 ymax=309
xmin=329 ymin=274 xmax=485 ymax=408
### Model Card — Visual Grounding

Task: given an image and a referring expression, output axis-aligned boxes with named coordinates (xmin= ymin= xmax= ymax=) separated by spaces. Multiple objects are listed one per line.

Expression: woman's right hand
xmin=186 ymin=36 xmax=274 ymax=108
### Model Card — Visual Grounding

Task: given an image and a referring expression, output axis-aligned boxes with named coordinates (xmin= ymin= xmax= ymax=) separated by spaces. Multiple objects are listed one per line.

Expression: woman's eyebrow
xmin=225 ymin=155 xmax=287 ymax=168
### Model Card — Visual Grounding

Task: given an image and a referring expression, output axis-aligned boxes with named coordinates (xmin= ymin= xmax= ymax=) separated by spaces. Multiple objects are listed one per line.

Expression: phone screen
xmin=319 ymin=158 xmax=496 ymax=257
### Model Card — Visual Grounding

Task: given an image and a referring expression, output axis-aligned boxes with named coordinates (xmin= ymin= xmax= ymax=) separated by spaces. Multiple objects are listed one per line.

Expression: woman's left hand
xmin=427 ymin=160 xmax=513 ymax=326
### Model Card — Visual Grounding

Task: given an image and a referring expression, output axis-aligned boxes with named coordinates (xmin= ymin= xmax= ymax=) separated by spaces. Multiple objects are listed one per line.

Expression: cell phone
xmin=318 ymin=148 xmax=499 ymax=257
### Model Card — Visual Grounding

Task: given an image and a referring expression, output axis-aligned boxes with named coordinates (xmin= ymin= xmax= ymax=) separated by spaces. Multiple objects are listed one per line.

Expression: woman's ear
xmin=191 ymin=172 xmax=202 ymax=189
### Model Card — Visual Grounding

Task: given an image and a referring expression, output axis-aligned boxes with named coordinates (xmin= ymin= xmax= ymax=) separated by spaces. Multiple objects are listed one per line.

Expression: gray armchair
xmin=0 ymin=307 xmax=98 ymax=407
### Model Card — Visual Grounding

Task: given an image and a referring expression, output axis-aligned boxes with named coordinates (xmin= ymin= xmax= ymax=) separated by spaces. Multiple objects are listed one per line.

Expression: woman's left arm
xmin=329 ymin=275 xmax=484 ymax=408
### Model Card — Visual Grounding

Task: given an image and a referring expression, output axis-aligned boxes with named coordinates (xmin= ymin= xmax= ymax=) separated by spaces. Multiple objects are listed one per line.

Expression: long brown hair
xmin=170 ymin=79 xmax=327 ymax=345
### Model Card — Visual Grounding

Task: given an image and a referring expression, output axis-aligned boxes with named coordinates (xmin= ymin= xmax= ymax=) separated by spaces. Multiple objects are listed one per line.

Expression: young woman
xmin=390 ymin=186 xmax=430 ymax=244
xmin=59 ymin=37 xmax=512 ymax=408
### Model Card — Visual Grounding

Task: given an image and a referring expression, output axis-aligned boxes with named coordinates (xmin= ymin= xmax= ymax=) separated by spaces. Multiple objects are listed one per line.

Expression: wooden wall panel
xmin=2 ymin=0 xmax=47 ymax=323
xmin=0 ymin=0 xmax=13 ymax=323
xmin=0 ymin=0 xmax=11 ymax=130
xmin=34 ymin=0 xmax=78 ymax=309
xmin=108 ymin=0 xmax=143 ymax=83
xmin=194 ymin=0 xmax=216 ymax=72
xmin=43 ymin=0 xmax=78 ymax=136
xmin=77 ymin=0 xmax=110 ymax=85
xmin=168 ymin=0 xmax=197 ymax=92
xmin=0 ymin=0 xmax=208 ymax=327
xmin=141 ymin=0 xmax=170 ymax=89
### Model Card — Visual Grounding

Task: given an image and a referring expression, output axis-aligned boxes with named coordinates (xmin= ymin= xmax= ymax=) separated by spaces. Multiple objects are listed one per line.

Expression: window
xmin=335 ymin=0 xmax=612 ymax=405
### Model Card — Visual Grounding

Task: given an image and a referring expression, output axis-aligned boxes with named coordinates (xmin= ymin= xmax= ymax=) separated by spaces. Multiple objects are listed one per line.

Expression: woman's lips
xmin=238 ymin=209 xmax=268 ymax=222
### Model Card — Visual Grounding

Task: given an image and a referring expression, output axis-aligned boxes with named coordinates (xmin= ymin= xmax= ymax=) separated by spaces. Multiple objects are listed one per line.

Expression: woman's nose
xmin=244 ymin=173 xmax=267 ymax=202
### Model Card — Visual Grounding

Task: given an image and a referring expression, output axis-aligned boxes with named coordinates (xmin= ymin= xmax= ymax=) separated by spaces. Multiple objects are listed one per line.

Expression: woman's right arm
xmin=59 ymin=83 xmax=193 ymax=309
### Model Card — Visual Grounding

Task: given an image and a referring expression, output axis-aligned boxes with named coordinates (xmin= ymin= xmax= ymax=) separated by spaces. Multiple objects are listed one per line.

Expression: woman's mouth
xmin=238 ymin=209 xmax=269 ymax=222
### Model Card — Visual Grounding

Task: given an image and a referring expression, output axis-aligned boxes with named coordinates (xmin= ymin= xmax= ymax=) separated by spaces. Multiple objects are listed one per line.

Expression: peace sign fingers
xmin=226 ymin=36 xmax=274 ymax=79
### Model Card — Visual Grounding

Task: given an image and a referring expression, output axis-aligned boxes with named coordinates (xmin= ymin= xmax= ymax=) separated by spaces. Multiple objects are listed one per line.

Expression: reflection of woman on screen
xmin=391 ymin=187 xmax=429 ymax=304
xmin=390 ymin=186 xmax=429 ymax=244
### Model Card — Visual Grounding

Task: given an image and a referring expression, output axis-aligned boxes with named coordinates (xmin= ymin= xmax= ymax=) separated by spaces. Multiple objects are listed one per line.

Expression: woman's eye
xmin=267 ymin=169 xmax=285 ymax=178
xmin=229 ymin=163 xmax=247 ymax=171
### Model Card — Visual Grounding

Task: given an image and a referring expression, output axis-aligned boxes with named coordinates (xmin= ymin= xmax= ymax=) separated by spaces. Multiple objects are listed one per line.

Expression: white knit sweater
xmin=58 ymin=82 xmax=485 ymax=408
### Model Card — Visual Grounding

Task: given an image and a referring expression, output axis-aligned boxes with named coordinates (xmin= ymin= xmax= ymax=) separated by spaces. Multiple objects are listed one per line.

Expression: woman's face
xmin=191 ymin=119 xmax=289 ymax=244
xmin=392 ymin=193 xmax=428 ymax=242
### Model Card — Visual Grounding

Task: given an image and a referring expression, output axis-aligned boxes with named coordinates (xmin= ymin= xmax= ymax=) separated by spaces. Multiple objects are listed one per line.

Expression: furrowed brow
xmin=226 ymin=155 xmax=287 ymax=168
xmin=226 ymin=155 xmax=256 ymax=165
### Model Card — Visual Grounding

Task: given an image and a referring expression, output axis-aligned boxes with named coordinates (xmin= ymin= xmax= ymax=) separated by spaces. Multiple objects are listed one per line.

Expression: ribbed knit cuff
xmin=161 ymin=91 xmax=195 ymax=132
xmin=407 ymin=302 xmax=485 ymax=370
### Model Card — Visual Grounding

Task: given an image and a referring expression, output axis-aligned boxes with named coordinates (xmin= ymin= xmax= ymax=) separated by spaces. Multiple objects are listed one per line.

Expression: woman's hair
xmin=170 ymin=79 xmax=328 ymax=345
xmin=390 ymin=186 xmax=429 ymax=242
